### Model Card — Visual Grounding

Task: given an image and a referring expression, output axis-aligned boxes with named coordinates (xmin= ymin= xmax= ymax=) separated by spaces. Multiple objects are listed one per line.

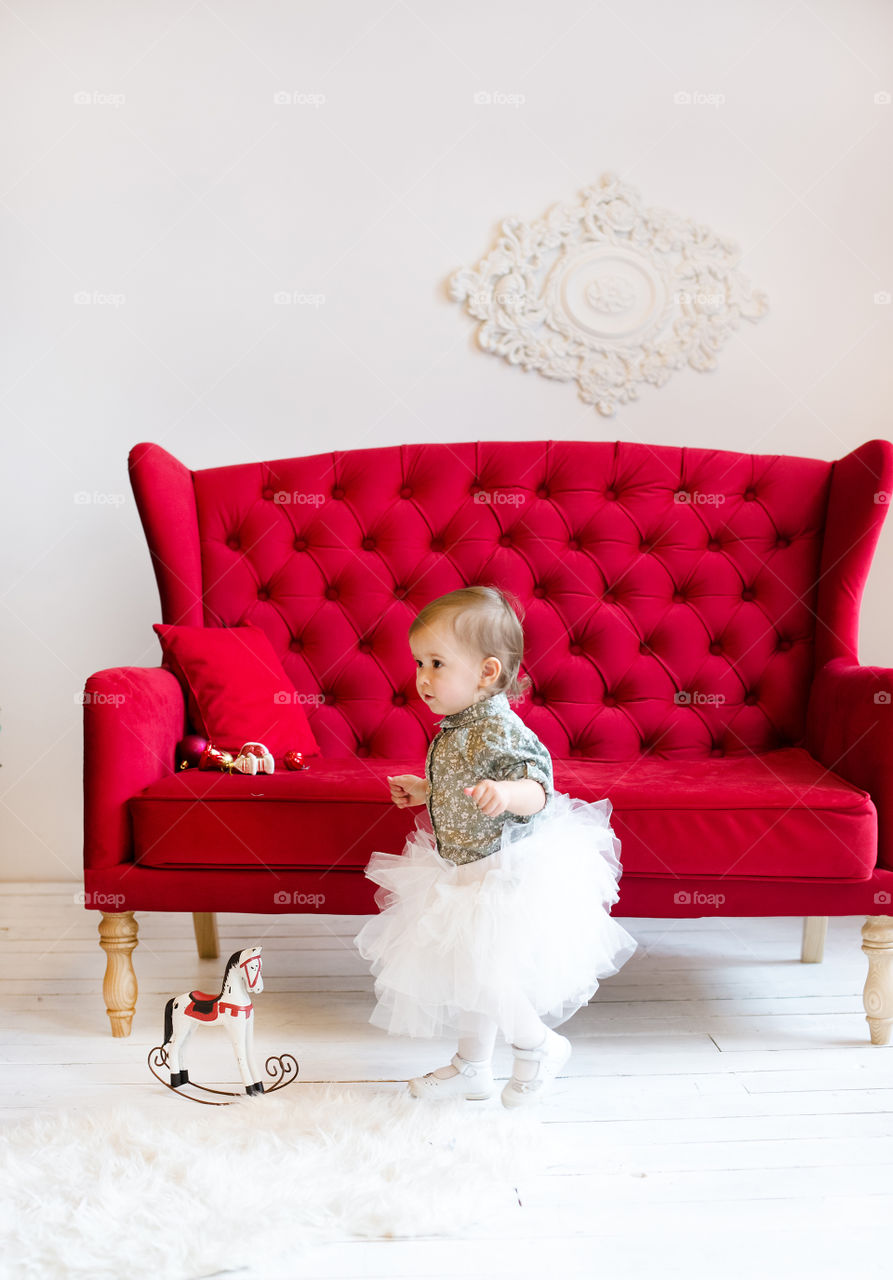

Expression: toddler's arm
xmin=464 ymin=777 xmax=546 ymax=818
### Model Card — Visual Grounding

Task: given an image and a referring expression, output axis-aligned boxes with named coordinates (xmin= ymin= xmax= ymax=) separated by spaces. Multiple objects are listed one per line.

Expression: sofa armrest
xmin=806 ymin=657 xmax=893 ymax=871
xmin=83 ymin=666 xmax=186 ymax=871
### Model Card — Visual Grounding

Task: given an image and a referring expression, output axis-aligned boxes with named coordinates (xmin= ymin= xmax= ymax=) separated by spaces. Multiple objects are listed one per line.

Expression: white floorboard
xmin=1 ymin=885 xmax=892 ymax=1278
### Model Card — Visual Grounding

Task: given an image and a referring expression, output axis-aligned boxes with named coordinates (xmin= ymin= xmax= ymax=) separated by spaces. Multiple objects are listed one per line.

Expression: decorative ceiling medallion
xmin=449 ymin=172 xmax=769 ymax=416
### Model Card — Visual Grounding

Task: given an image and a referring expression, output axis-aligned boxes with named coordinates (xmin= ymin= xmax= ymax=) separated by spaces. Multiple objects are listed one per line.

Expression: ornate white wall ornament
xmin=449 ymin=172 xmax=769 ymax=416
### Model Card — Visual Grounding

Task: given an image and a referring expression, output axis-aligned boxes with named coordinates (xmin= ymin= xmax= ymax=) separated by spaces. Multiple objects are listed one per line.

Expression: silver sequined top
xmin=424 ymin=690 xmax=555 ymax=865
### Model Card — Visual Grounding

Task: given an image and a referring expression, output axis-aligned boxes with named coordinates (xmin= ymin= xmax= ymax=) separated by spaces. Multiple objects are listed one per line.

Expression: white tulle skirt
xmin=353 ymin=791 xmax=638 ymax=1044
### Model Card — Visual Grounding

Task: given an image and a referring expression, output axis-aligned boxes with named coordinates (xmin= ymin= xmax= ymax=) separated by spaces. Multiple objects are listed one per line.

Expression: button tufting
xmin=430 ymin=536 xmax=445 ymax=552
xmin=744 ymin=488 xmax=756 ymax=502
xmin=710 ymin=746 xmax=725 ymax=757
xmin=290 ymin=638 xmax=302 ymax=652
xmin=777 ymin=638 xmax=792 ymax=651
xmin=394 ymin=585 xmax=408 ymax=599
xmin=399 ymin=485 xmax=413 ymax=499
xmin=776 ymin=536 xmax=790 ymax=549
xmin=331 ymin=486 xmax=345 ymax=500
xmin=357 ymin=744 xmax=370 ymax=757
xmin=358 ymin=640 xmax=372 ymax=653
xmin=533 ymin=585 xmax=547 ymax=599
xmin=639 ymin=541 xmax=651 ymax=553
xmin=603 ymin=693 xmax=616 ymax=707
xmin=227 ymin=537 xmax=240 ymax=550
xmin=362 ymin=536 xmax=376 ymax=551
xmin=709 ymin=641 xmax=723 ymax=655
xmin=392 ymin=692 xmax=406 ymax=706
xmin=262 ymin=487 xmax=274 ymax=501
xmin=257 ymin=588 xmax=270 ymax=601
xmin=498 ymin=533 xmax=512 ymax=547
xmin=294 ymin=537 xmax=307 ymax=551
xmin=639 ymin=641 xmax=650 ymax=655
xmin=604 ymin=488 xmax=617 ymax=501
xmin=673 ymin=591 xmax=686 ymax=603
xmin=325 ymin=586 xmax=338 ymax=601
xmin=603 ymin=591 xmax=616 ymax=604
xmin=568 ymin=537 xmax=581 ymax=551
xmin=536 ymin=485 xmax=549 ymax=499
xmin=707 ymin=539 xmax=721 ymax=552
xmin=744 ymin=692 xmax=758 ymax=705
xmin=532 ymin=693 xmax=545 ymax=705
xmin=569 ymin=642 xmax=583 ymax=655
xmin=741 ymin=587 xmax=755 ymax=601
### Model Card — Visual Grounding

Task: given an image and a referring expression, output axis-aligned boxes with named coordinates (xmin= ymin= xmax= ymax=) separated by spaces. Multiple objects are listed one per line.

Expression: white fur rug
xmin=0 ymin=1083 xmax=545 ymax=1280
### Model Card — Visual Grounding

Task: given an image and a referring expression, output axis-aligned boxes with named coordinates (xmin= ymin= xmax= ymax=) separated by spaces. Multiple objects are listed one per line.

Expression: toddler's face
xmin=410 ymin=621 xmax=496 ymax=716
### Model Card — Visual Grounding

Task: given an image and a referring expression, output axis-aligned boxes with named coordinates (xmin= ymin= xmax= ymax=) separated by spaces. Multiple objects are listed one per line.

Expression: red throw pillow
xmin=153 ymin=622 xmax=321 ymax=760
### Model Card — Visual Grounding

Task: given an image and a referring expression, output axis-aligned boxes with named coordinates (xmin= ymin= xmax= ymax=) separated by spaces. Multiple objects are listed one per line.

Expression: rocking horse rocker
xmin=148 ymin=946 xmax=299 ymax=1104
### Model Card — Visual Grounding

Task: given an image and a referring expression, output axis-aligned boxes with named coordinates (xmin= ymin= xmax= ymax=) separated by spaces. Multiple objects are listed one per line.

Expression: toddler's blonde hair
xmin=409 ymin=585 xmax=532 ymax=704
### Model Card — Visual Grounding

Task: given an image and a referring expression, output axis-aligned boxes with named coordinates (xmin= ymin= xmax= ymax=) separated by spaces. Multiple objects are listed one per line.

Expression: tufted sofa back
xmin=129 ymin=438 xmax=892 ymax=763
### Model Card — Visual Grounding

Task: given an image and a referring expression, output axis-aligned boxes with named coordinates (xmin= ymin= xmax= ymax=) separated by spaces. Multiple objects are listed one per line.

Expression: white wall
xmin=2 ymin=0 xmax=892 ymax=881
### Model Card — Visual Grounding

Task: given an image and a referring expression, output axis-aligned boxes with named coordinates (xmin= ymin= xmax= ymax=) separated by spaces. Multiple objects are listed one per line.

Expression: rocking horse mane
xmin=220 ymin=949 xmax=244 ymax=996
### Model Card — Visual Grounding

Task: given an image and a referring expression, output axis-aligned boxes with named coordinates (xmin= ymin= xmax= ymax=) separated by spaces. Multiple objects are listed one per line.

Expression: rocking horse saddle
xmin=188 ymin=990 xmax=219 ymax=1014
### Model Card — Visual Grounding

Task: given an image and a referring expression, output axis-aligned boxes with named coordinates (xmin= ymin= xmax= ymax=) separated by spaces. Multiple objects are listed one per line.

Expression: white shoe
xmin=408 ymin=1053 xmax=494 ymax=1101
xmin=501 ymin=1028 xmax=572 ymax=1109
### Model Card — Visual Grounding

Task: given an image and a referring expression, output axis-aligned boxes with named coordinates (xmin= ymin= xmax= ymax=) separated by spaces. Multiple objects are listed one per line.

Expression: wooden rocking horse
xmin=148 ymin=945 xmax=298 ymax=1104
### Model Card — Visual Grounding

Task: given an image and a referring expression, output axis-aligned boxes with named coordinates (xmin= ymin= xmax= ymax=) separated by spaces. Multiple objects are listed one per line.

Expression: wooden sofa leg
xmin=192 ymin=912 xmax=219 ymax=959
xmin=98 ymin=911 xmax=139 ymax=1037
xmin=861 ymin=915 xmax=893 ymax=1045
xmin=801 ymin=917 xmax=827 ymax=963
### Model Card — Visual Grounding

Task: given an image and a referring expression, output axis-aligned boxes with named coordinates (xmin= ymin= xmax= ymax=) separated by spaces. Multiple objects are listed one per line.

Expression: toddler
xmin=353 ymin=585 xmax=637 ymax=1107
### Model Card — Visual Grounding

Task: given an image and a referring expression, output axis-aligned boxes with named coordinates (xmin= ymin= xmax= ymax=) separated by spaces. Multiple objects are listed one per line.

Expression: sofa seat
xmin=130 ymin=748 xmax=875 ymax=881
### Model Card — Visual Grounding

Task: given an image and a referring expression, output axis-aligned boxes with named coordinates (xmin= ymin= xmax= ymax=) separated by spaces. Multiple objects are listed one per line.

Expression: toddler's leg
xmin=504 ymin=992 xmax=551 ymax=1081
xmin=457 ymin=1009 xmax=498 ymax=1064
xmin=499 ymin=989 xmax=573 ymax=1108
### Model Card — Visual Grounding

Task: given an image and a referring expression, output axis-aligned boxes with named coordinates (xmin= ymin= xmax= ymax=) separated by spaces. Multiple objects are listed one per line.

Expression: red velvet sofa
xmin=83 ymin=438 xmax=893 ymax=1043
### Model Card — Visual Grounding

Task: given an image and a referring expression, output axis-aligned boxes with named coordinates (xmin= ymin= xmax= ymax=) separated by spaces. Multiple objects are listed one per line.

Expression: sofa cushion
xmin=153 ymin=622 xmax=320 ymax=760
xmin=129 ymin=748 xmax=876 ymax=879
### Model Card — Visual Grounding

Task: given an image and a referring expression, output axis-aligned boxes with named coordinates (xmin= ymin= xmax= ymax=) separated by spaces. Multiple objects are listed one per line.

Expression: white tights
xmin=428 ymin=995 xmax=549 ymax=1084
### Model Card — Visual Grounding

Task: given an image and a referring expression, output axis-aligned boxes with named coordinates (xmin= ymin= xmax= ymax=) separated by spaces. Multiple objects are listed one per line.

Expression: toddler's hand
xmin=464 ymin=780 xmax=510 ymax=818
xmin=386 ymin=774 xmax=427 ymax=808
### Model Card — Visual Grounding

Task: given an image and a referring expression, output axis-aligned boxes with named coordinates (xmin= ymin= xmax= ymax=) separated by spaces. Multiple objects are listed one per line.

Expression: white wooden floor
xmin=2 ymin=884 xmax=893 ymax=1280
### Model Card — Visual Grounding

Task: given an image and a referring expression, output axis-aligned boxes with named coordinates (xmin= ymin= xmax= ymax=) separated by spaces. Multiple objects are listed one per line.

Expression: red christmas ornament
xmin=177 ymin=735 xmax=210 ymax=771
xmin=198 ymin=743 xmax=235 ymax=771
xmin=284 ymin=751 xmax=308 ymax=771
